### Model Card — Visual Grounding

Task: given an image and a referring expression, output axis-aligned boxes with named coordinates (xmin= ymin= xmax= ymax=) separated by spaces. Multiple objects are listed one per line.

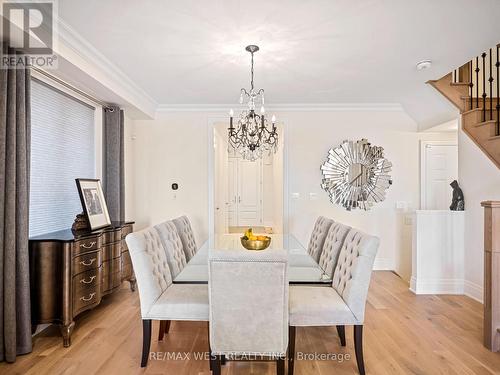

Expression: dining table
xmin=173 ymin=233 xmax=332 ymax=285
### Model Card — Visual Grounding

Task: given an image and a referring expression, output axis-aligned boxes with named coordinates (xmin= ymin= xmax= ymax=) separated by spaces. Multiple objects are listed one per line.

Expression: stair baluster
xmin=489 ymin=49 xmax=494 ymax=121
xmin=496 ymin=45 xmax=499 ymax=136
xmin=476 ymin=56 xmax=480 ymax=109
xmin=482 ymin=52 xmax=487 ymax=122
xmin=469 ymin=60 xmax=474 ymax=110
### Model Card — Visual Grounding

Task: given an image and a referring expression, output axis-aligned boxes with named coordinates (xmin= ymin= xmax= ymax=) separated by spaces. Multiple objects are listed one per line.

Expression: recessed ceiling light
xmin=416 ymin=60 xmax=432 ymax=70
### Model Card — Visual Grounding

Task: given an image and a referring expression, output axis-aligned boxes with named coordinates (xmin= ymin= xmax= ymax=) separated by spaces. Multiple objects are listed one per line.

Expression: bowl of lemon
xmin=240 ymin=228 xmax=271 ymax=251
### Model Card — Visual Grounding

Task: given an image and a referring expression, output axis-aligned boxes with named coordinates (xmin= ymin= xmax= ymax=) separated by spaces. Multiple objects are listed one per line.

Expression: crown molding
xmin=156 ymin=103 xmax=405 ymax=114
xmin=55 ymin=18 xmax=158 ymax=118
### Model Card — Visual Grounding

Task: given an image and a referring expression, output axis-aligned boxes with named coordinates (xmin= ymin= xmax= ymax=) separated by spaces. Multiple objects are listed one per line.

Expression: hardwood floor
xmin=2 ymin=271 xmax=500 ymax=374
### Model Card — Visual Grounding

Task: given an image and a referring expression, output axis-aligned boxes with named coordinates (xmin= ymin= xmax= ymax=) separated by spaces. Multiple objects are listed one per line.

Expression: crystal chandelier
xmin=228 ymin=45 xmax=278 ymax=161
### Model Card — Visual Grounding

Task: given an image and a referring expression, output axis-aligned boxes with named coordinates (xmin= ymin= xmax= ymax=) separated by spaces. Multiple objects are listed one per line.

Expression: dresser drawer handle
xmin=80 ymin=275 xmax=96 ymax=284
xmin=80 ymin=241 xmax=96 ymax=249
xmin=79 ymin=258 xmax=96 ymax=266
xmin=80 ymin=293 xmax=96 ymax=302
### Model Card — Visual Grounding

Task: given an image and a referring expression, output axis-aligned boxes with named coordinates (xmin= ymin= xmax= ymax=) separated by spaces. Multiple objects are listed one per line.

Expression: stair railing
xmin=453 ymin=45 xmax=500 ymax=136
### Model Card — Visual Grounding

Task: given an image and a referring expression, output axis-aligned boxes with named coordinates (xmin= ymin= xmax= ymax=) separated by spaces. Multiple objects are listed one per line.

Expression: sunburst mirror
xmin=320 ymin=139 xmax=393 ymax=211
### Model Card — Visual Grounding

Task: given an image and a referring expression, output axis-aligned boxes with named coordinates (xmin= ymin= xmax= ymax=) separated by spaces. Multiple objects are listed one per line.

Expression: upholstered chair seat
xmin=318 ymin=222 xmax=351 ymax=278
xmin=208 ymin=248 xmax=289 ymax=375
xmin=289 ymin=228 xmax=379 ymax=375
xmin=288 ymin=253 xmax=319 ymax=268
xmin=126 ymin=226 xmax=209 ymax=368
xmin=289 ymin=286 xmax=358 ymax=326
xmin=307 ymin=216 xmax=334 ymax=262
xmin=146 ymin=284 xmax=209 ymax=320
xmin=173 ymin=215 xmax=198 ymax=261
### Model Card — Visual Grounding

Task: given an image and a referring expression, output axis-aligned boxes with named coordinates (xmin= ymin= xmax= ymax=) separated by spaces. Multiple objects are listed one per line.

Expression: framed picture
xmin=75 ymin=178 xmax=111 ymax=230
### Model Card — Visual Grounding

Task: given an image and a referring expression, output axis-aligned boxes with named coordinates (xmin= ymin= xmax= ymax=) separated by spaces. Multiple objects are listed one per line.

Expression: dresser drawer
xmin=103 ymin=229 xmax=121 ymax=245
xmin=122 ymin=250 xmax=131 ymax=266
xmin=73 ymin=285 xmax=100 ymax=313
xmin=73 ymin=267 xmax=100 ymax=292
xmin=73 ymin=250 xmax=101 ymax=276
xmin=121 ymin=225 xmax=133 ymax=239
xmin=102 ymin=257 xmax=121 ymax=276
xmin=111 ymin=271 xmax=122 ymax=289
xmin=121 ymin=239 xmax=128 ymax=252
xmin=102 ymin=244 xmax=121 ymax=262
xmin=122 ymin=263 xmax=133 ymax=279
xmin=74 ymin=236 xmax=100 ymax=256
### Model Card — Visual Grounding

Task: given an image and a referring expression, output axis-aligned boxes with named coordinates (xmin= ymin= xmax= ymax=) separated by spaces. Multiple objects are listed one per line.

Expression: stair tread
xmin=475 ymin=120 xmax=496 ymax=127
xmin=451 ymin=82 xmax=471 ymax=86
xmin=462 ymin=107 xmax=484 ymax=115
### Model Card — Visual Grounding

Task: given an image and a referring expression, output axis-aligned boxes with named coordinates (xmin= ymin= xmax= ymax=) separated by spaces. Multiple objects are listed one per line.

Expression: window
xmin=29 ymin=79 xmax=97 ymax=236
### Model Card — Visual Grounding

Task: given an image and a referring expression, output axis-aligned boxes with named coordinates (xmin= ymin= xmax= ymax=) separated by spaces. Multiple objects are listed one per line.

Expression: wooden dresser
xmin=29 ymin=221 xmax=135 ymax=347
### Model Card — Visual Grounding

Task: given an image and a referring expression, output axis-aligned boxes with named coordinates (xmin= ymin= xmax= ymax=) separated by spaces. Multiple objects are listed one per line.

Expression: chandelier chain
xmin=250 ymin=51 xmax=254 ymax=91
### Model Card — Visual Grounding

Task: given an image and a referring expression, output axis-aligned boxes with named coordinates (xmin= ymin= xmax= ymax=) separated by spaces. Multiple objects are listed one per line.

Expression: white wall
xmin=124 ymin=109 xmax=455 ymax=273
xmin=458 ymin=125 xmax=500 ymax=302
xmin=125 ymin=112 xmax=209 ymax=245
xmin=124 ymin=113 xmax=137 ymax=222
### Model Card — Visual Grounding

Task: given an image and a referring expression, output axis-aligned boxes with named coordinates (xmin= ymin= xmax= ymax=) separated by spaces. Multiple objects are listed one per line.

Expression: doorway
xmin=421 ymin=141 xmax=458 ymax=210
xmin=211 ymin=122 xmax=284 ymax=235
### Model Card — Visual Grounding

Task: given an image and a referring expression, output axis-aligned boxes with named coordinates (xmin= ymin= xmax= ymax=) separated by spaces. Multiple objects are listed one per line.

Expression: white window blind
xmin=29 ymin=79 xmax=96 ymax=236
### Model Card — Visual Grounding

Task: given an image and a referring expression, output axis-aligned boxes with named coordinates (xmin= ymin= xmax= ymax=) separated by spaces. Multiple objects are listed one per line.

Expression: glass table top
xmin=173 ymin=234 xmax=332 ymax=285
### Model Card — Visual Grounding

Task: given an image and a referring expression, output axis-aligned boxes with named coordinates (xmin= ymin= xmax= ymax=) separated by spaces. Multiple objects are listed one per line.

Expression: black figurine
xmin=450 ymin=180 xmax=465 ymax=211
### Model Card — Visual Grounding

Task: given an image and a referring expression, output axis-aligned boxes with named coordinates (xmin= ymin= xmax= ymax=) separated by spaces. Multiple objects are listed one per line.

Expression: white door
xmin=227 ymin=158 xmax=238 ymax=227
xmin=423 ymin=143 xmax=458 ymax=210
xmin=214 ymin=130 xmax=229 ymax=234
xmin=237 ymin=159 xmax=262 ymax=226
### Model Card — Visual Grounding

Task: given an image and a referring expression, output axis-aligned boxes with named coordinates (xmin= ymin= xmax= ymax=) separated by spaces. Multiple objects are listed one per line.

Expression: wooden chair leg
xmin=288 ymin=326 xmax=296 ymax=375
xmin=336 ymin=325 xmax=346 ymax=346
xmin=158 ymin=320 xmax=171 ymax=341
xmin=354 ymin=325 xmax=365 ymax=375
xmin=209 ymin=347 xmax=213 ymax=371
xmin=212 ymin=355 xmax=222 ymax=375
xmin=158 ymin=320 xmax=166 ymax=341
xmin=221 ymin=354 xmax=226 ymax=365
xmin=141 ymin=319 xmax=152 ymax=367
xmin=277 ymin=357 xmax=285 ymax=375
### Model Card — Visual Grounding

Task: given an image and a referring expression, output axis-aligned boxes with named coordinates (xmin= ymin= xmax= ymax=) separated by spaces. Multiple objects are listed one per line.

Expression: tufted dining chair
xmin=154 ymin=220 xmax=187 ymax=278
xmin=208 ymin=248 xmax=289 ymax=375
xmin=289 ymin=228 xmax=379 ymax=375
xmin=173 ymin=215 xmax=198 ymax=261
xmin=307 ymin=216 xmax=334 ymax=262
xmin=153 ymin=220 xmax=189 ymax=341
xmin=126 ymin=227 xmax=209 ymax=367
xmin=318 ymin=222 xmax=351 ymax=279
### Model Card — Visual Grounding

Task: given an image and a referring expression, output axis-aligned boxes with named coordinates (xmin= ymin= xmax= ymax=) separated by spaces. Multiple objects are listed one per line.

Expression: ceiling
xmin=58 ymin=0 xmax=500 ymax=128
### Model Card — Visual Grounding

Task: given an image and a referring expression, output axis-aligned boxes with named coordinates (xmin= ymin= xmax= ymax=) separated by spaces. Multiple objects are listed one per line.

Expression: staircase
xmin=428 ymin=45 xmax=500 ymax=168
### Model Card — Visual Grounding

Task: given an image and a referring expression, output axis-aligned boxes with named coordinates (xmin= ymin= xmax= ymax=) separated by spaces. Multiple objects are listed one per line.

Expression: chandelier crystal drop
xmin=228 ymin=45 xmax=278 ymax=161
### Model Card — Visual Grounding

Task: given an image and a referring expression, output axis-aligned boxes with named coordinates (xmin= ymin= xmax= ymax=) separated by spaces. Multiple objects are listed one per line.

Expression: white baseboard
xmin=409 ymin=276 xmax=464 ymax=295
xmin=373 ymin=258 xmax=394 ymax=270
xmin=464 ymin=280 xmax=483 ymax=303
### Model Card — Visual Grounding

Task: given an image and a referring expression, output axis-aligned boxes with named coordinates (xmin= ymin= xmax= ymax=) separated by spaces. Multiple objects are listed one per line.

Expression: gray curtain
xmin=0 ymin=45 xmax=33 ymax=362
xmin=103 ymin=106 xmax=125 ymax=222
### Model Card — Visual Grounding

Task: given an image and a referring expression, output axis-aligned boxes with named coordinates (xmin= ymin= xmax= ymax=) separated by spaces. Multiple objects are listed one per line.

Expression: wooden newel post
xmin=482 ymin=200 xmax=500 ymax=352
